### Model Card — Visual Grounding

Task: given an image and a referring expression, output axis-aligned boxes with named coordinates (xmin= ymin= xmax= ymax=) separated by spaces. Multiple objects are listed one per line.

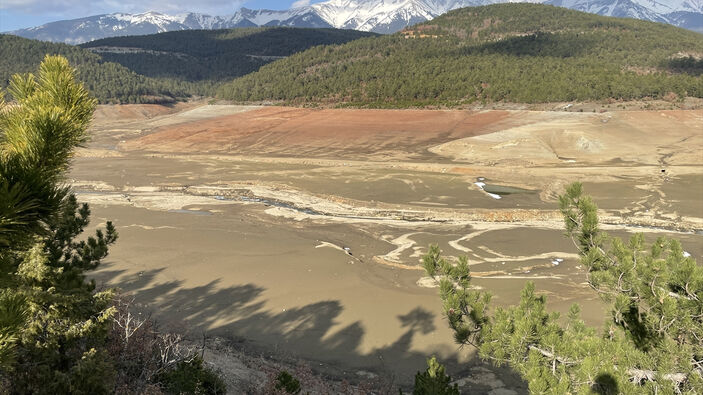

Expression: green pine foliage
xmin=0 ymin=56 xmax=227 ymax=394
xmin=217 ymin=4 xmax=703 ymax=106
xmin=155 ymin=356 xmax=227 ymax=395
xmin=274 ymin=370 xmax=303 ymax=394
xmin=0 ymin=34 xmax=192 ymax=104
xmin=412 ymin=356 xmax=460 ymax=395
xmin=80 ymin=27 xmax=377 ymax=84
xmin=0 ymin=55 xmax=118 ymax=392
xmin=423 ymin=182 xmax=703 ymax=394
xmin=0 ymin=27 xmax=376 ymax=105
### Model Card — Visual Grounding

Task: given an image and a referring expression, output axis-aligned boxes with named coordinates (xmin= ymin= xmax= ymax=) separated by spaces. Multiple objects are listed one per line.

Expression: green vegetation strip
xmin=217 ymin=4 xmax=703 ymax=106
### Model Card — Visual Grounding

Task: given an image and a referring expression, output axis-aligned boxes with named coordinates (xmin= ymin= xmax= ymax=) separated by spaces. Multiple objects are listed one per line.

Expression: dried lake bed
xmin=72 ymin=103 xmax=703 ymax=390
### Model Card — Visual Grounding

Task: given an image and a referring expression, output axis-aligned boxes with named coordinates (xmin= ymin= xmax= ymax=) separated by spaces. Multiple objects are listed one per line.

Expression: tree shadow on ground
xmin=93 ymin=264 xmax=527 ymax=393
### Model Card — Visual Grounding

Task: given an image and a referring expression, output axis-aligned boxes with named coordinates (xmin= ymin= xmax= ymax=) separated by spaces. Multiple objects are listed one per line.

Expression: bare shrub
xmin=107 ymin=295 xmax=202 ymax=394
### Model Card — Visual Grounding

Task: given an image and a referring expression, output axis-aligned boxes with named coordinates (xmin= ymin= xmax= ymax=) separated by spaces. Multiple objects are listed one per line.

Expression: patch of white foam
xmin=381 ymin=233 xmax=419 ymax=262
xmin=447 ymin=227 xmax=512 ymax=255
xmin=474 ymin=275 xmax=564 ymax=279
xmin=71 ymin=180 xmax=116 ymax=191
xmin=123 ymin=224 xmax=178 ymax=230
xmin=315 ymin=241 xmax=343 ymax=251
xmin=410 ymin=247 xmax=424 ymax=258
xmin=479 ymin=252 xmax=578 ymax=264
xmin=416 ymin=276 xmax=484 ymax=289
xmin=76 ymin=190 xmax=234 ymax=211
xmin=315 ymin=241 xmax=359 ymax=262
xmin=448 ymin=234 xmax=474 ymax=253
xmin=130 ymin=186 xmax=160 ymax=192
xmin=416 ymin=276 xmax=439 ymax=288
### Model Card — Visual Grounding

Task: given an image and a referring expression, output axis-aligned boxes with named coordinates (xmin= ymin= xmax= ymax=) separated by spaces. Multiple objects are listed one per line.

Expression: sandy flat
xmin=74 ymin=103 xmax=703 ymax=388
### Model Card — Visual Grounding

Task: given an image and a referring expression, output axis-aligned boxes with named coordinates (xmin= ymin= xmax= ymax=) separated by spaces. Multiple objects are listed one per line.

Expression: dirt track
xmin=73 ymin=103 xmax=703 ymax=390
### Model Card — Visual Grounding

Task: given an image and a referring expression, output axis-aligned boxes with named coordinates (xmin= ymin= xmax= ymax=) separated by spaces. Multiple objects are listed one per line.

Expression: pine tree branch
xmin=528 ymin=346 xmax=691 ymax=388
xmin=684 ymin=282 xmax=699 ymax=301
xmin=626 ymin=369 xmax=687 ymax=386
xmin=667 ymin=290 xmax=696 ymax=301
xmin=692 ymin=359 xmax=703 ymax=378
xmin=528 ymin=345 xmax=580 ymax=365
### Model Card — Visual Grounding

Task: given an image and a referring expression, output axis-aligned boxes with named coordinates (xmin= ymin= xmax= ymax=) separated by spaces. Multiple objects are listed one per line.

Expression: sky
xmin=0 ymin=0 xmax=323 ymax=31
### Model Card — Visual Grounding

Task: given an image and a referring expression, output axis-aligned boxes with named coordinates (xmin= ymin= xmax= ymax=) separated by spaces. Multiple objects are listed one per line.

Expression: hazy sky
xmin=0 ymin=0 xmax=322 ymax=31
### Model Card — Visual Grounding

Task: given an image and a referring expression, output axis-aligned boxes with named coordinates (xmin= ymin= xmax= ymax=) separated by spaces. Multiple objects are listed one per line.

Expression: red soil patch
xmin=122 ymin=106 xmax=515 ymax=159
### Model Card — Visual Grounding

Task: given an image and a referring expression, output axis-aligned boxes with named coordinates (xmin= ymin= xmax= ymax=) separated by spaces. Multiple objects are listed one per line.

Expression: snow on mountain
xmin=546 ymin=0 xmax=667 ymax=22
xmin=8 ymin=12 xmax=195 ymax=44
xmin=111 ymin=11 xmax=179 ymax=25
xmin=178 ymin=13 xmax=231 ymax=30
xmin=545 ymin=0 xmax=703 ymax=29
xmin=234 ymin=7 xmax=333 ymax=27
xmin=5 ymin=0 xmax=702 ymax=44
xmin=237 ymin=8 xmax=301 ymax=26
xmin=632 ymin=0 xmax=703 ymax=14
xmin=312 ymin=0 xmax=438 ymax=32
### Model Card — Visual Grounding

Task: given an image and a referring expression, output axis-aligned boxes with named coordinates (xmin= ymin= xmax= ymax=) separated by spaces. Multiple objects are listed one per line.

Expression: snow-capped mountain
xmin=6 ymin=9 xmax=338 ymax=44
xmin=545 ymin=0 xmax=703 ymax=30
xmin=547 ymin=0 xmax=666 ymax=22
xmin=6 ymin=0 xmax=702 ymax=44
xmin=235 ymin=7 xmax=333 ymax=28
xmin=6 ymin=12 xmax=221 ymax=45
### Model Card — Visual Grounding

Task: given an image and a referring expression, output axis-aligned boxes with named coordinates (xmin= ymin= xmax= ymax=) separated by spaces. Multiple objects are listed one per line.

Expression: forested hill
xmin=0 ymin=34 xmax=191 ymax=104
xmin=2 ymin=28 xmax=376 ymax=104
xmin=79 ymin=28 xmax=377 ymax=83
xmin=217 ymin=4 xmax=703 ymax=106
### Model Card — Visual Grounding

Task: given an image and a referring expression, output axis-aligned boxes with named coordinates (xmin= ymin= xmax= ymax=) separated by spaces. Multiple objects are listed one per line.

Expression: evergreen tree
xmin=0 ymin=55 xmax=227 ymax=394
xmin=0 ymin=55 xmax=118 ymax=392
xmin=413 ymin=356 xmax=460 ymax=395
xmin=217 ymin=4 xmax=703 ymax=106
xmin=424 ymin=182 xmax=702 ymax=394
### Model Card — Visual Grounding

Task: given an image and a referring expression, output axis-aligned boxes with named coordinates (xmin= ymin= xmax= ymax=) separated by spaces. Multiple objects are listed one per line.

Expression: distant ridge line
xmin=6 ymin=0 xmax=703 ymax=44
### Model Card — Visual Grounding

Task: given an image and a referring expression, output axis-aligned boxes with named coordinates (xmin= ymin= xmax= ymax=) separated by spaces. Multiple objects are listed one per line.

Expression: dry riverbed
xmin=73 ymin=103 xmax=703 ymax=392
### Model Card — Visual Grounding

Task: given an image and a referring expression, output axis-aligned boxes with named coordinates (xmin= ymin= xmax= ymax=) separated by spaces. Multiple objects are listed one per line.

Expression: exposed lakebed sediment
xmin=75 ymin=180 xmax=702 ymax=233
xmin=72 ymin=103 xmax=703 ymax=388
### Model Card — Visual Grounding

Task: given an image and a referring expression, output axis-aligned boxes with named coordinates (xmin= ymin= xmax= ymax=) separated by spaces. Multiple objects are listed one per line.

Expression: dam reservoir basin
xmin=73 ymin=103 xmax=703 ymax=386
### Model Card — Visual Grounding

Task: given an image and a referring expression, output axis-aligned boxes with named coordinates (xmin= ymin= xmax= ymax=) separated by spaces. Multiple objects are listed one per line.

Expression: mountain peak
xmin=6 ymin=0 xmax=703 ymax=44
